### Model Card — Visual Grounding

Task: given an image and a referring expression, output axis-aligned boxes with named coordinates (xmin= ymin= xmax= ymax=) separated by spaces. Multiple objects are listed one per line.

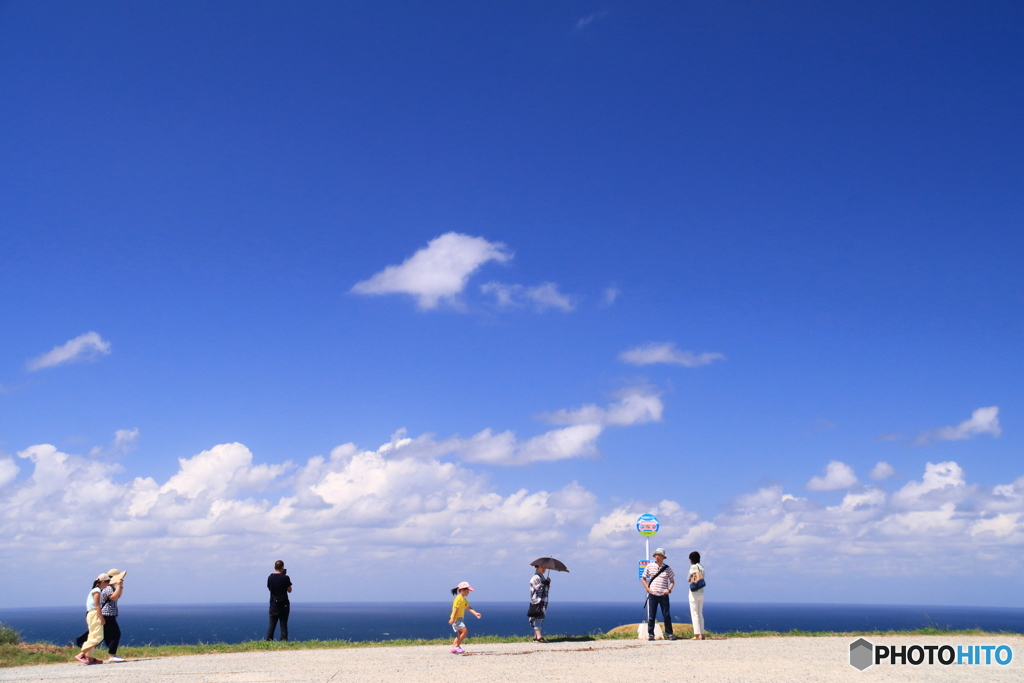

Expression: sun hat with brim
xmin=653 ymin=548 xmax=667 ymax=557
xmin=456 ymin=582 xmax=474 ymax=591
xmin=106 ymin=569 xmax=127 ymax=583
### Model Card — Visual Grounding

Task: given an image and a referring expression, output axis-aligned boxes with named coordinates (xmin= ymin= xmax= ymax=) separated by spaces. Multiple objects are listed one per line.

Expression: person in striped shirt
xmin=641 ymin=549 xmax=677 ymax=640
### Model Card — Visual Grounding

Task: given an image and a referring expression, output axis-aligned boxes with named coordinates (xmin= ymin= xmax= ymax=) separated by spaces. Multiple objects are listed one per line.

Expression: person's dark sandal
xmin=665 ymin=634 xmax=677 ymax=640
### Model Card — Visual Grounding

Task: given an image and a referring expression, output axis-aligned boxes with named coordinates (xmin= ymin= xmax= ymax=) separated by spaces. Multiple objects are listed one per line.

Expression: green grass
xmin=0 ymin=622 xmax=20 ymax=646
xmin=1 ymin=627 xmax=1018 ymax=669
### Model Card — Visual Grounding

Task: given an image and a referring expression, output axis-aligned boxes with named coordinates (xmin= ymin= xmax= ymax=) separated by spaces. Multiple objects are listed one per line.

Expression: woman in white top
xmin=688 ymin=551 xmax=706 ymax=640
xmin=76 ymin=574 xmax=110 ymax=664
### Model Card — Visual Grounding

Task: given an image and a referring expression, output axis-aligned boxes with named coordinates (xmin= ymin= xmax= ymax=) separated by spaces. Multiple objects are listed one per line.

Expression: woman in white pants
xmin=687 ymin=551 xmax=706 ymax=640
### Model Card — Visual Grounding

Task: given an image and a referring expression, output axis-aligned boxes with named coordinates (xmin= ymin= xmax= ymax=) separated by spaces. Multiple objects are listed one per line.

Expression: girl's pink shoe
xmin=74 ymin=654 xmax=89 ymax=663
xmin=450 ymin=646 xmax=465 ymax=654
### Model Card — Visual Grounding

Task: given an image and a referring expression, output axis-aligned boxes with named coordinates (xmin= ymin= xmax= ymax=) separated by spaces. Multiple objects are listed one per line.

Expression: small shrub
xmin=0 ymin=623 xmax=20 ymax=646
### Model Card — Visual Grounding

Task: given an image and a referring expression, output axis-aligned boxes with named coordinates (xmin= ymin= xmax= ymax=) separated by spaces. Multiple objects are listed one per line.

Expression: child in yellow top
xmin=448 ymin=581 xmax=481 ymax=654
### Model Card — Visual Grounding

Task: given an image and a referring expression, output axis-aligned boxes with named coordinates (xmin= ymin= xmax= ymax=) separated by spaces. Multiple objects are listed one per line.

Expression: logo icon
xmin=850 ymin=638 xmax=873 ymax=670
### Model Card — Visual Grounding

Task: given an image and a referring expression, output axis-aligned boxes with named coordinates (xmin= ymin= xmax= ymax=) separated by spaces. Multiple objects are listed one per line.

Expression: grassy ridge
xmin=1 ymin=628 xmax=1018 ymax=668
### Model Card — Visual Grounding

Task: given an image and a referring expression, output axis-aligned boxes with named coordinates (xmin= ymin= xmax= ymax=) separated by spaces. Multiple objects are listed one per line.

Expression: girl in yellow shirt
xmin=448 ymin=581 xmax=482 ymax=654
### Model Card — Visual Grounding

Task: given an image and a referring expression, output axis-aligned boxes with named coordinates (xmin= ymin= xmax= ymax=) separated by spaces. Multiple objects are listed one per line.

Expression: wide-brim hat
xmin=106 ymin=568 xmax=127 ymax=583
xmin=653 ymin=548 xmax=667 ymax=557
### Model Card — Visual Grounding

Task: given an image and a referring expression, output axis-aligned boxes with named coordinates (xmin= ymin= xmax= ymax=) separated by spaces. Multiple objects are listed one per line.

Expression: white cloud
xmin=540 ymin=387 xmax=663 ymax=427
xmin=3 ymin=442 xmax=1024 ymax=605
xmin=806 ymin=461 xmax=858 ymax=491
xmin=970 ymin=513 xmax=1022 ymax=538
xmin=481 ymin=282 xmax=575 ymax=312
xmin=27 ymin=331 xmax=111 ymax=371
xmin=0 ymin=439 xmax=604 ymax=574
xmin=602 ymin=287 xmax=620 ymax=305
xmin=113 ymin=428 xmax=140 ymax=452
xmin=90 ymin=428 xmax=140 ymax=457
xmin=351 ymin=233 xmax=511 ymax=309
xmin=586 ymin=500 xmax=700 ymax=550
xmin=381 ymin=389 xmax=663 ymax=467
xmin=828 ymin=488 xmax=887 ymax=513
xmin=869 ymin=461 xmax=896 ymax=480
xmin=914 ymin=406 xmax=1001 ymax=446
xmin=619 ymin=342 xmax=725 ymax=368
xmin=0 ymin=458 xmax=18 ymax=488
xmin=455 ymin=423 xmax=604 ymax=466
xmin=159 ymin=442 xmax=292 ymax=501
xmin=891 ymin=461 xmax=966 ymax=508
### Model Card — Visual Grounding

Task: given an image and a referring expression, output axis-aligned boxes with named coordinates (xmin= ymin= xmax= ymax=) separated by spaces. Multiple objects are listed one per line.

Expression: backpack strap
xmin=645 ymin=563 xmax=668 ymax=587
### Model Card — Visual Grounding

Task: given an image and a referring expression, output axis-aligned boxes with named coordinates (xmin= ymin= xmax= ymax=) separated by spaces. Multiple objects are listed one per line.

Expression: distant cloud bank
xmin=3 ymin=444 xmax=1021 ymax=592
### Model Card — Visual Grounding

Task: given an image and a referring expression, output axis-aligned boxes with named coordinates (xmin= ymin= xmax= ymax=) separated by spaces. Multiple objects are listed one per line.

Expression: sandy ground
xmin=1 ymin=636 xmax=1021 ymax=683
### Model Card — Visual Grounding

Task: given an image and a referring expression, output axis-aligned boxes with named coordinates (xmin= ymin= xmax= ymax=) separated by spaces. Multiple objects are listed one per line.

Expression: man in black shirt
xmin=266 ymin=560 xmax=293 ymax=641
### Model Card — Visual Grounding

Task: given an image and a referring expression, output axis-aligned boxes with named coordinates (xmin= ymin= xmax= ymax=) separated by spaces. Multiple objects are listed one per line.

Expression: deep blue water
xmin=1 ymin=602 xmax=1022 ymax=646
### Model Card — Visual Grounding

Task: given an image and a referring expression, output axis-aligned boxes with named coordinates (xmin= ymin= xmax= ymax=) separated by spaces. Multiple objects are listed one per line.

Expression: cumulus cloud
xmin=586 ymin=500 xmax=705 ymax=551
xmin=806 ymin=461 xmax=858 ymax=491
xmin=914 ymin=406 xmax=1001 ymax=446
xmin=0 ymin=458 xmax=18 ymax=488
xmin=2 ymin=441 xmax=1024 ymax=602
xmin=891 ymin=461 xmax=966 ymax=508
xmin=481 ymin=282 xmax=575 ymax=312
xmin=870 ymin=462 xmax=896 ymax=480
xmin=0 ymin=439 xmax=600 ymax=566
xmin=27 ymin=332 xmax=111 ymax=371
xmin=351 ymin=233 xmax=511 ymax=309
xmin=619 ymin=342 xmax=725 ymax=368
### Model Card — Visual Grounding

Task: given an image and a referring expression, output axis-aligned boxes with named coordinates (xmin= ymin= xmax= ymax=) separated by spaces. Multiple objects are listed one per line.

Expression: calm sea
xmin=1 ymin=602 xmax=1022 ymax=646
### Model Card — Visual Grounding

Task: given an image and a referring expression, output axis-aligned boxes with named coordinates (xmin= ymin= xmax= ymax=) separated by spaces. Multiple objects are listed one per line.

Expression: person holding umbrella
xmin=528 ymin=566 xmax=550 ymax=642
xmin=528 ymin=557 xmax=568 ymax=643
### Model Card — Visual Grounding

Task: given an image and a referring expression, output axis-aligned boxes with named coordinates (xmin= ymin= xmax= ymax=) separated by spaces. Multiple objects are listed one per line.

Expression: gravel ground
xmin=1 ymin=636 xmax=1021 ymax=683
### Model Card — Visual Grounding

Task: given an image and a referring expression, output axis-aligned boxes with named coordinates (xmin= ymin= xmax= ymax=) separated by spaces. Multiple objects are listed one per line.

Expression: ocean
xmin=2 ymin=602 xmax=1022 ymax=646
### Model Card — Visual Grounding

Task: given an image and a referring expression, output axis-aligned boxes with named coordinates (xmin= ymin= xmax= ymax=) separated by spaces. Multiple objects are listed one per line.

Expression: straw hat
xmin=105 ymin=568 xmax=127 ymax=584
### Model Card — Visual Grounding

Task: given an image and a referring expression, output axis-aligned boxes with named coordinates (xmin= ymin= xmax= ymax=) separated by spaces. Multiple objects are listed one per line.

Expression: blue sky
xmin=1 ymin=1 xmax=1023 ymax=608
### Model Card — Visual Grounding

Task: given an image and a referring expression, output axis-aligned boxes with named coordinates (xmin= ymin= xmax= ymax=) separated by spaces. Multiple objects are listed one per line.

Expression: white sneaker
xmin=106 ymin=656 xmax=126 ymax=663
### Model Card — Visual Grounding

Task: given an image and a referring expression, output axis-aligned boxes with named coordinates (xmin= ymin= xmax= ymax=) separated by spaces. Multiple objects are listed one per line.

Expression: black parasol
xmin=530 ymin=557 xmax=569 ymax=572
